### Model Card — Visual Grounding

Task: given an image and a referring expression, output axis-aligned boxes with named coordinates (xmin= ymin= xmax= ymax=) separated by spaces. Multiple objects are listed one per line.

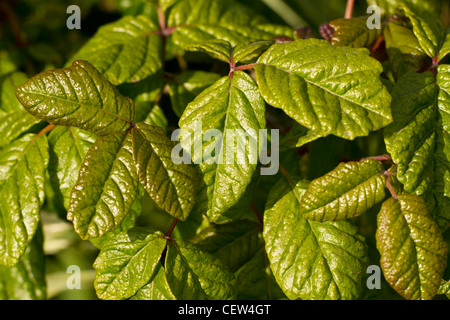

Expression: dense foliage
xmin=0 ymin=0 xmax=449 ymax=300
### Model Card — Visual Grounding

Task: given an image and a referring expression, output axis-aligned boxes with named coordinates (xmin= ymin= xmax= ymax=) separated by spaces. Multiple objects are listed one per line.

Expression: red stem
xmin=345 ymin=0 xmax=355 ymax=19
xmin=235 ymin=63 xmax=257 ymax=71
xmin=165 ymin=218 xmax=178 ymax=239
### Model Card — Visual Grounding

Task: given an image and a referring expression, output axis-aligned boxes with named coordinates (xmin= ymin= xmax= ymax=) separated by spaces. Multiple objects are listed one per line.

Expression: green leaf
xmin=168 ymin=71 xmax=221 ymax=117
xmin=168 ymin=0 xmax=289 ymax=50
xmin=0 ymin=226 xmax=46 ymax=300
xmin=68 ymin=15 xmax=163 ymax=85
xmin=0 ymin=51 xmax=17 ymax=76
xmin=438 ymin=31 xmax=450 ymax=63
xmin=384 ymin=70 xmax=450 ymax=230
xmin=299 ymin=159 xmax=386 ymax=222
xmin=191 ymin=220 xmax=262 ymax=272
xmin=188 ymin=39 xmax=274 ymax=65
xmin=131 ymin=122 xmax=197 ymax=221
xmin=179 ymin=71 xmax=265 ymax=221
xmin=187 ymin=40 xmax=233 ymax=63
xmin=400 ymin=4 xmax=444 ymax=59
xmin=438 ymin=280 xmax=450 ymax=298
xmin=15 ymin=60 xmax=134 ymax=135
xmin=93 ymin=228 xmax=167 ymax=300
xmin=232 ymin=40 xmax=274 ymax=64
xmin=48 ymin=127 xmax=97 ymax=212
xmin=68 ymin=130 xmax=138 ymax=240
xmin=131 ymin=263 xmax=176 ymax=300
xmin=89 ymin=193 xmax=143 ymax=251
xmin=165 ymin=239 xmax=236 ymax=300
xmin=0 ymin=72 xmax=41 ymax=147
xmin=279 ymin=123 xmax=321 ymax=150
xmin=263 ymin=175 xmax=368 ymax=300
xmin=329 ymin=17 xmax=382 ymax=48
xmin=376 ymin=194 xmax=448 ymax=300
xmin=0 ymin=134 xmax=49 ymax=267
xmin=384 ymin=20 xmax=428 ymax=80
xmin=234 ymin=247 xmax=286 ymax=300
xmin=367 ymin=0 xmax=442 ymax=17
xmin=118 ymin=75 xmax=165 ymax=123
xmin=255 ymin=39 xmax=392 ymax=140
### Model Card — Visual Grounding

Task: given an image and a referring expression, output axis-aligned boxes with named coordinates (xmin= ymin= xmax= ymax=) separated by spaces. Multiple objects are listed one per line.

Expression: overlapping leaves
xmin=16 ymin=60 xmax=198 ymax=239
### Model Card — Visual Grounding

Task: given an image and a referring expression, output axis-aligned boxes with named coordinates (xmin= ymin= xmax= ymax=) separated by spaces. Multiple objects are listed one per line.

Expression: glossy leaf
xmin=0 ymin=134 xmax=49 ymax=267
xmin=264 ymin=175 xmax=368 ymax=300
xmin=168 ymin=71 xmax=221 ymax=117
xmin=400 ymin=5 xmax=444 ymax=59
xmin=384 ymin=20 xmax=428 ymax=80
xmin=329 ymin=17 xmax=382 ymax=48
xmin=69 ymin=15 xmax=163 ymax=85
xmin=132 ymin=122 xmax=197 ymax=221
xmin=0 ymin=72 xmax=40 ymax=147
xmin=438 ymin=31 xmax=450 ymax=63
xmin=178 ymin=71 xmax=265 ymax=221
xmin=376 ymin=194 xmax=448 ymax=300
xmin=165 ymin=239 xmax=236 ymax=300
xmin=191 ymin=220 xmax=262 ymax=272
xmin=384 ymin=70 xmax=450 ymax=230
xmin=68 ymin=130 xmax=138 ymax=239
xmin=299 ymin=159 xmax=386 ymax=221
xmin=48 ymin=126 xmax=97 ymax=211
xmin=255 ymin=39 xmax=392 ymax=140
xmin=168 ymin=0 xmax=290 ymax=50
xmin=15 ymin=60 xmax=134 ymax=135
xmin=118 ymin=75 xmax=165 ymax=123
xmin=131 ymin=263 xmax=176 ymax=300
xmin=93 ymin=228 xmax=167 ymax=300
xmin=234 ymin=247 xmax=286 ymax=300
xmin=0 ymin=227 xmax=46 ymax=300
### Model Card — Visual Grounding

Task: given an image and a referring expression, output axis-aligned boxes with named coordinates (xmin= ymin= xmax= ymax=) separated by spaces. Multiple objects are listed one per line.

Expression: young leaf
xmin=376 ymin=194 xmax=448 ymax=300
xmin=93 ymin=228 xmax=167 ymax=300
xmin=263 ymin=175 xmax=368 ymax=300
xmin=178 ymin=71 xmax=265 ymax=221
xmin=68 ymin=15 xmax=163 ymax=85
xmin=187 ymin=40 xmax=233 ymax=63
xmin=48 ymin=126 xmax=97 ymax=211
xmin=165 ymin=239 xmax=236 ymax=300
xmin=384 ymin=70 xmax=450 ymax=230
xmin=255 ymin=39 xmax=392 ymax=140
xmin=68 ymin=130 xmax=138 ymax=240
xmin=0 ymin=134 xmax=49 ymax=267
xmin=131 ymin=122 xmax=197 ymax=221
xmin=329 ymin=17 xmax=382 ymax=48
xmin=400 ymin=4 xmax=444 ymax=59
xmin=15 ymin=60 xmax=134 ymax=135
xmin=188 ymin=39 xmax=274 ymax=65
xmin=299 ymin=159 xmax=386 ymax=222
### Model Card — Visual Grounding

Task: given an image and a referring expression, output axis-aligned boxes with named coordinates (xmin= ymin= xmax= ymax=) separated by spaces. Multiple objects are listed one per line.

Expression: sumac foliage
xmin=0 ymin=0 xmax=449 ymax=300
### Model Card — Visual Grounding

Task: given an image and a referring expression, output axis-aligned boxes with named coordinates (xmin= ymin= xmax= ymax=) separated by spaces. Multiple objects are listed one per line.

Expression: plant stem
xmin=251 ymin=203 xmax=263 ymax=227
xmin=37 ymin=124 xmax=55 ymax=137
xmin=345 ymin=0 xmax=355 ymax=19
xmin=165 ymin=218 xmax=178 ymax=239
xmin=235 ymin=63 xmax=257 ymax=71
